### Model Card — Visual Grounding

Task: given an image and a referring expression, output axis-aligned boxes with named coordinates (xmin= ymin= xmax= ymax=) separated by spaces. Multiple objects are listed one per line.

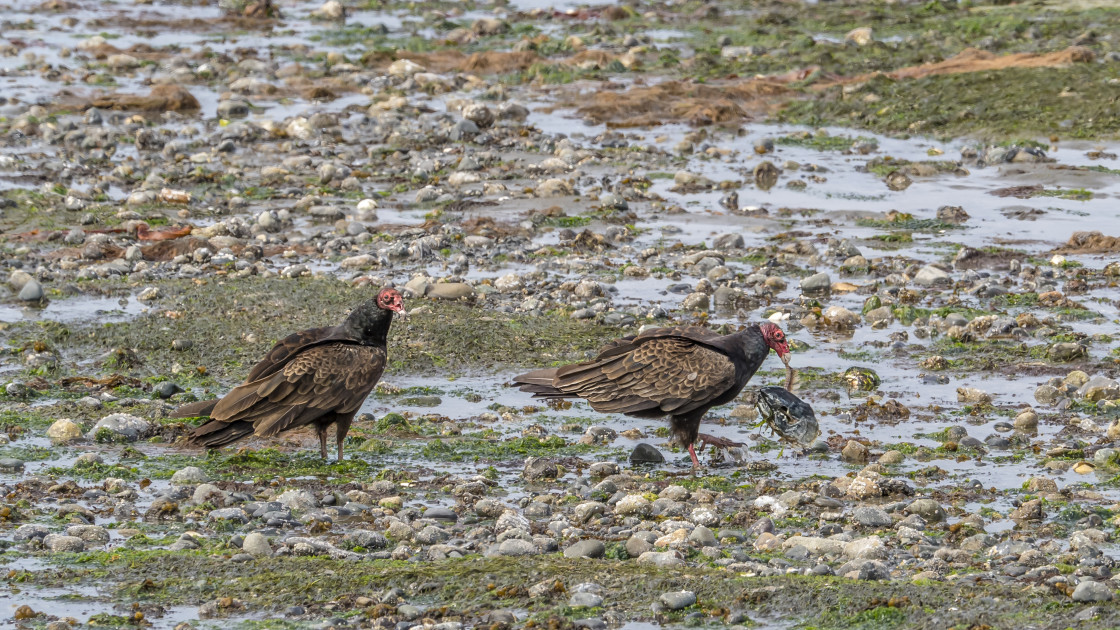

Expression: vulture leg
xmin=317 ymin=425 xmax=329 ymax=460
xmin=335 ymin=415 xmax=354 ymax=462
xmin=687 ymin=444 xmax=701 ymax=468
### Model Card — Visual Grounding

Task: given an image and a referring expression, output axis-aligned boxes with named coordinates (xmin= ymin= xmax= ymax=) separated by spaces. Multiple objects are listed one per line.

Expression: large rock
xmin=171 ymin=466 xmax=209 ymax=485
xmin=907 ymin=499 xmax=946 ymax=522
xmin=490 ymin=539 xmax=538 ymax=556
xmin=1072 ymin=580 xmax=1114 ymax=602
xmin=659 ymin=591 xmax=697 ymax=610
xmin=844 ymin=537 xmax=887 ymax=560
xmin=800 ymin=272 xmax=831 ymax=294
xmin=18 ymin=279 xmax=44 ymax=301
xmin=87 ymin=413 xmax=150 ymax=441
xmin=47 ymin=419 xmax=83 ymax=444
xmin=276 ymin=489 xmax=319 ymax=511
xmin=629 ymin=443 xmax=664 ymax=464
xmin=636 ymin=550 xmax=685 ymax=567
xmin=427 ymin=283 xmax=474 ymax=300
xmin=242 ymin=532 xmax=273 ymax=557
xmin=614 ymin=495 xmax=651 ymax=517
xmin=563 ymin=540 xmax=606 ymax=559
xmin=914 ymin=265 xmax=951 ymax=287
xmin=853 ymin=507 xmax=891 ymax=528
xmin=782 ymin=536 xmax=844 ymax=556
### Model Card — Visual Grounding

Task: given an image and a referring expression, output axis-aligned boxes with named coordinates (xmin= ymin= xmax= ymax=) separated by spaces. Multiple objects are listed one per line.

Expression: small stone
xmin=800 ymin=272 xmax=831 ymax=294
xmin=0 ymin=457 xmax=25 ymax=473
xmin=879 ymin=450 xmax=904 ymax=465
xmin=45 ymin=534 xmax=85 ymax=552
xmin=87 ymin=413 xmax=150 ymax=442
xmin=637 ymin=551 xmax=685 ymax=567
xmin=1050 ymin=343 xmax=1086 ymax=362
xmin=713 ymin=233 xmax=745 ymax=249
xmin=569 ymin=592 xmax=603 ymax=608
xmin=564 ymin=540 xmax=606 ymax=559
xmin=1034 ymin=385 xmax=1061 ymax=406
xmin=754 ymin=161 xmax=780 ymax=190
xmin=841 ymin=440 xmax=869 ymax=463
xmin=523 ymin=457 xmax=560 ymax=481
xmin=823 ymin=305 xmax=859 ymax=329
xmin=845 ymin=27 xmax=873 ymax=45
xmin=885 ymin=170 xmax=912 ymax=191
xmin=907 ymin=499 xmax=946 ymax=522
xmin=754 ymin=532 xmax=781 ymax=552
xmin=171 ymin=466 xmax=209 ymax=485
xmin=47 ymin=418 xmax=83 ymax=444
xmin=914 ymin=265 xmax=951 ymax=287
xmin=937 ymin=205 xmax=970 ymax=224
xmin=156 ymin=382 xmax=183 ymax=399
xmin=1094 ymin=448 xmax=1117 ymax=467
xmin=844 ymin=537 xmax=887 ymax=560
xmin=629 ymin=443 xmax=664 ymax=464
xmin=18 ymin=278 xmax=44 ymax=301
xmin=688 ymin=526 xmax=717 ymax=546
xmin=493 ymin=539 xmax=538 ymax=556
xmin=1072 ymin=580 xmax=1114 ymax=603
xmin=427 ymin=283 xmax=474 ymax=300
xmin=1014 ymin=409 xmax=1039 ymax=431
xmin=1010 ymin=499 xmax=1043 ymax=521
xmin=1025 ymin=477 xmax=1058 ymax=493
xmin=659 ymin=590 xmax=697 ymax=611
xmin=614 ymin=495 xmax=651 ymax=517
xmin=626 ymin=535 xmax=653 ymax=557
xmin=681 ymin=292 xmax=709 ymax=311
xmin=425 ymin=507 xmax=458 ymax=522
xmin=853 ymin=507 xmax=891 ymax=528
xmin=242 ymin=532 xmax=273 ymax=557
xmin=957 ymin=387 xmax=991 ymax=405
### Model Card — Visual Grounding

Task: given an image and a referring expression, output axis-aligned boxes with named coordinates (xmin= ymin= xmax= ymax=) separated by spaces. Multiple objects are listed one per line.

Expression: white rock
xmin=782 ymin=536 xmax=844 ymax=556
xmin=87 ymin=413 xmax=150 ymax=441
xmin=388 ymin=59 xmax=425 ymax=77
xmin=47 ymin=419 xmax=83 ymax=444
xmin=844 ymin=536 xmax=887 ymax=559
xmin=171 ymin=466 xmax=210 ymax=485
xmin=615 ymin=495 xmax=652 ymax=517
xmin=914 ymin=265 xmax=951 ymax=287
xmin=243 ymin=532 xmax=273 ymax=557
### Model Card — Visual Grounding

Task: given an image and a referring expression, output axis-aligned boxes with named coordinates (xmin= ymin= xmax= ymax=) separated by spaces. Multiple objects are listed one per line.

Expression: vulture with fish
xmin=514 ymin=322 xmax=796 ymax=467
xmin=172 ymin=287 xmax=405 ymax=461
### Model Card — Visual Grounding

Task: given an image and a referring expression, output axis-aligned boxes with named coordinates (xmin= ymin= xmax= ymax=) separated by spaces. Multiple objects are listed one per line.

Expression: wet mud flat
xmin=6 ymin=0 xmax=1120 ymax=628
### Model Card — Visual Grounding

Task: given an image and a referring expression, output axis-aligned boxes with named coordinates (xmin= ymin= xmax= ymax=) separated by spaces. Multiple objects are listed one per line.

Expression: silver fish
xmin=756 ymin=386 xmax=820 ymax=447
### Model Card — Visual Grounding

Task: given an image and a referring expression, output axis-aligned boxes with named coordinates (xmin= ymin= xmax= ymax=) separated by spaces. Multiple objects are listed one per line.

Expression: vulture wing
xmin=550 ymin=336 xmax=737 ymax=417
xmin=189 ymin=342 xmax=385 ymax=442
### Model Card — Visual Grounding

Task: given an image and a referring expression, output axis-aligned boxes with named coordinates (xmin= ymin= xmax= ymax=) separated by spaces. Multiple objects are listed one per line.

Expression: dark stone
xmin=629 ymin=443 xmax=664 ymax=464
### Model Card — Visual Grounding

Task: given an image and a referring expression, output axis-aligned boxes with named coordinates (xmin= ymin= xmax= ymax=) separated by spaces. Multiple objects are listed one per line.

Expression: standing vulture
xmin=514 ymin=322 xmax=792 ymax=467
xmin=172 ymin=287 xmax=405 ymax=460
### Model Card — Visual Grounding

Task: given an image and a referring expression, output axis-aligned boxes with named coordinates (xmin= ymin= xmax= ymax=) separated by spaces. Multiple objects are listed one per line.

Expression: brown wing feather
xmin=196 ymin=343 xmax=386 ymax=441
xmin=173 ymin=325 xmax=343 ymax=419
xmin=552 ymin=337 xmax=736 ymax=417
xmin=245 ymin=325 xmax=342 ymax=382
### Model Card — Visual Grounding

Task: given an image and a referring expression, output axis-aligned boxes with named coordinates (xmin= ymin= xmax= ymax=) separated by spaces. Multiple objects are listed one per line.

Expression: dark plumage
xmin=514 ymin=323 xmax=792 ymax=467
xmin=174 ymin=287 xmax=404 ymax=460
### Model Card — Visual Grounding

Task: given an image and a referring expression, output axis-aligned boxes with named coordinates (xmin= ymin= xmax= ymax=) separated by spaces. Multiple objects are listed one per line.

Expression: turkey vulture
xmin=514 ymin=323 xmax=792 ymax=467
xmin=172 ymin=287 xmax=405 ymax=460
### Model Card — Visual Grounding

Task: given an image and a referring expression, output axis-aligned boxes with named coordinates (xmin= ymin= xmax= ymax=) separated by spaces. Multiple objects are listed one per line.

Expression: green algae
xmin=779 ymin=65 xmax=1120 ymax=140
xmin=0 ymin=276 xmax=630 ymax=387
xmin=23 ymin=553 xmax=1120 ymax=628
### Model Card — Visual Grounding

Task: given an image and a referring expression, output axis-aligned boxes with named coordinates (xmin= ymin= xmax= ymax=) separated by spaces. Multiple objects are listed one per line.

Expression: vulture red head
xmin=377 ymin=287 xmax=405 ymax=313
xmin=760 ymin=322 xmax=791 ymax=365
